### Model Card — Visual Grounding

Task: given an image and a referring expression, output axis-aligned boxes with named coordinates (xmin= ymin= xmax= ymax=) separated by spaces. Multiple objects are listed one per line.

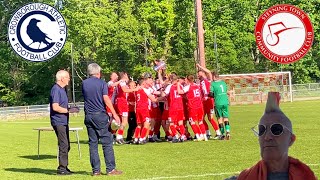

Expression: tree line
xmin=0 ymin=0 xmax=319 ymax=106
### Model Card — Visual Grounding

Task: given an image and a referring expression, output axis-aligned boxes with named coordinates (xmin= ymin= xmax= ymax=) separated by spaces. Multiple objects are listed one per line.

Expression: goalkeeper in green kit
xmin=209 ymin=72 xmax=231 ymax=140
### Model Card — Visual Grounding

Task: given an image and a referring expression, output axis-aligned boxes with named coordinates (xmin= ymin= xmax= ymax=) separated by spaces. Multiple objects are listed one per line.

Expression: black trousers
xmin=126 ymin=111 xmax=137 ymax=141
xmin=53 ymin=125 xmax=70 ymax=170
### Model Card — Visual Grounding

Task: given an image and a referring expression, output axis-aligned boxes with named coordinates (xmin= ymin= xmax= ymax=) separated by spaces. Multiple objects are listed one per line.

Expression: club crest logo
xmin=255 ymin=4 xmax=314 ymax=64
xmin=8 ymin=3 xmax=67 ymax=62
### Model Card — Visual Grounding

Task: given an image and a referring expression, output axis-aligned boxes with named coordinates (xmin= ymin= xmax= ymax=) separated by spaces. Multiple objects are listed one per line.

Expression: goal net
xmin=219 ymin=71 xmax=292 ymax=105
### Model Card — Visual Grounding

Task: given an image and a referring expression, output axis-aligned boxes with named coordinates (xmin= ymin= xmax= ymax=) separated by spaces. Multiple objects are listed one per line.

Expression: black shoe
xmin=207 ymin=134 xmax=211 ymax=139
xmin=166 ymin=136 xmax=173 ymax=142
xmin=57 ymin=169 xmax=72 ymax=175
xmin=116 ymin=138 xmax=125 ymax=145
xmin=66 ymin=167 xmax=74 ymax=173
xmin=148 ymin=138 xmax=155 ymax=142
xmin=171 ymin=138 xmax=179 ymax=143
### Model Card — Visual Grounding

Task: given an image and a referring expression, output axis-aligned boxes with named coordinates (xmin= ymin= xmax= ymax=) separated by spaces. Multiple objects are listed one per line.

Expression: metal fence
xmin=0 ymin=83 xmax=319 ymax=120
xmin=0 ymin=103 xmax=84 ymax=120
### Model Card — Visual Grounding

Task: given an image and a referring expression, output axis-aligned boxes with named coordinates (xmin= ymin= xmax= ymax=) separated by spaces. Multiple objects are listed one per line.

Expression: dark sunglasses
xmin=251 ymin=123 xmax=292 ymax=137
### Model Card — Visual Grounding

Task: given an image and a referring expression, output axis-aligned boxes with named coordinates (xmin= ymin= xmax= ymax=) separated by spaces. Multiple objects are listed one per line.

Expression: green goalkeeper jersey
xmin=210 ymin=80 xmax=229 ymax=106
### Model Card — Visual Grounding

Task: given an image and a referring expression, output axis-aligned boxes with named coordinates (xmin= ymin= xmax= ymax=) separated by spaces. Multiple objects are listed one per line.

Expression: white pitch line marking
xmin=132 ymin=164 xmax=319 ymax=180
xmin=131 ymin=172 xmax=240 ymax=180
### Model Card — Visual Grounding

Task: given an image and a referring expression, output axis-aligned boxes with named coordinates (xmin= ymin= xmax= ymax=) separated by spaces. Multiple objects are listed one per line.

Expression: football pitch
xmin=0 ymin=100 xmax=319 ymax=180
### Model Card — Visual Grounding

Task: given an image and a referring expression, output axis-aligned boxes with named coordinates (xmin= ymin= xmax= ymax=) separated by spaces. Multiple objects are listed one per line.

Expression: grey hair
xmin=87 ymin=63 xmax=102 ymax=76
xmin=56 ymin=70 xmax=68 ymax=81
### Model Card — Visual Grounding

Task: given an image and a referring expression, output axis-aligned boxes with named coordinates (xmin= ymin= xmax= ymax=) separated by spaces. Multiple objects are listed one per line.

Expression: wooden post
xmin=195 ymin=0 xmax=206 ymax=67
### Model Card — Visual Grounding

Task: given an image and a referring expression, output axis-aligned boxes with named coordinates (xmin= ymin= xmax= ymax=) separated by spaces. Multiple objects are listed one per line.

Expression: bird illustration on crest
xmin=26 ymin=18 xmax=52 ymax=49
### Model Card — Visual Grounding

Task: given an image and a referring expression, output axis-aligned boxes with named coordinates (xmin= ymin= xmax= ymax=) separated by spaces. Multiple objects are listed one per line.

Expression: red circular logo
xmin=255 ymin=4 xmax=314 ymax=64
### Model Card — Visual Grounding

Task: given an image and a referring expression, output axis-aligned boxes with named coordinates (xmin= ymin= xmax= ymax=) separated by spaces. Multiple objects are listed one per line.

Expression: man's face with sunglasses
xmin=257 ymin=112 xmax=295 ymax=162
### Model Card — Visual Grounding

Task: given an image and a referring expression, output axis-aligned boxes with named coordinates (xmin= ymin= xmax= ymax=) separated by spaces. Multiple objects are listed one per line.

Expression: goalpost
xmin=219 ymin=71 xmax=293 ymax=105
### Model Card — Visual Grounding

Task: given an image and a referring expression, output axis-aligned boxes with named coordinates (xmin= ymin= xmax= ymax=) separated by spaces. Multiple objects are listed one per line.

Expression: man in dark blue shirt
xmin=82 ymin=63 xmax=122 ymax=176
xmin=49 ymin=70 xmax=72 ymax=175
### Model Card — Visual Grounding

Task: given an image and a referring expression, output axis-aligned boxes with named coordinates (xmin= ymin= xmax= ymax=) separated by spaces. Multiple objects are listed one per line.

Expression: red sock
xmin=149 ymin=129 xmax=154 ymax=136
xmin=165 ymin=131 xmax=170 ymax=136
xmin=179 ymin=124 xmax=185 ymax=136
xmin=210 ymin=118 xmax=219 ymax=131
xmin=186 ymin=131 xmax=191 ymax=137
xmin=169 ymin=125 xmax=177 ymax=136
xmin=175 ymin=124 xmax=180 ymax=133
xmin=203 ymin=120 xmax=209 ymax=130
xmin=118 ymin=129 xmax=124 ymax=136
xmin=140 ymin=127 xmax=148 ymax=139
xmin=199 ymin=122 xmax=206 ymax=134
xmin=190 ymin=123 xmax=200 ymax=135
xmin=134 ymin=127 xmax=141 ymax=139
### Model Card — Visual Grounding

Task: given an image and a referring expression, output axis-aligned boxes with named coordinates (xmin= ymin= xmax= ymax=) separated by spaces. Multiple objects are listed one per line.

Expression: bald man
xmin=235 ymin=92 xmax=316 ymax=180
xmin=49 ymin=70 xmax=73 ymax=175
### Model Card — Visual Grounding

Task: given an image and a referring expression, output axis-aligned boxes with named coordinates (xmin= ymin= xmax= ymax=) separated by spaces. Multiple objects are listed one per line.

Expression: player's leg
xmin=202 ymin=102 xmax=211 ymax=137
xmin=148 ymin=118 xmax=156 ymax=142
xmin=133 ymin=124 xmax=142 ymax=144
xmin=116 ymin=113 xmax=128 ymax=144
xmin=206 ymin=99 xmax=221 ymax=138
xmin=177 ymin=110 xmax=186 ymax=141
xmin=126 ymin=111 xmax=136 ymax=142
xmin=133 ymin=112 xmax=142 ymax=144
xmin=139 ymin=118 xmax=150 ymax=144
xmin=189 ymin=119 xmax=201 ymax=141
xmin=215 ymin=105 xmax=225 ymax=139
xmin=168 ymin=113 xmax=179 ymax=143
xmin=188 ymin=108 xmax=200 ymax=141
xmin=223 ymin=105 xmax=230 ymax=140
xmin=153 ymin=112 xmax=162 ymax=142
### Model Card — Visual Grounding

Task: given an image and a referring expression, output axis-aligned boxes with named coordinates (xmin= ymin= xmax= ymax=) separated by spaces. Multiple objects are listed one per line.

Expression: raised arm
xmin=197 ymin=64 xmax=213 ymax=81
xmin=157 ymin=69 xmax=164 ymax=85
xmin=176 ymin=82 xmax=185 ymax=95
xmin=109 ymin=80 xmax=121 ymax=87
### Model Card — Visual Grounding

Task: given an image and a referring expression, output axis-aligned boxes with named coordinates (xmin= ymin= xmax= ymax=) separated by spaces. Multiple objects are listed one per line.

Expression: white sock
xmin=206 ymin=130 xmax=211 ymax=135
xmin=216 ymin=130 xmax=221 ymax=136
xmin=116 ymin=135 xmax=123 ymax=139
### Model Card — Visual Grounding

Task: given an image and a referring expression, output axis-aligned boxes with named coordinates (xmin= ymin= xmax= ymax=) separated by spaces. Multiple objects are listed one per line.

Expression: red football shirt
xmin=164 ymin=84 xmax=183 ymax=110
xmin=183 ymin=84 xmax=203 ymax=109
xmin=136 ymin=88 xmax=151 ymax=110
xmin=127 ymin=92 xmax=135 ymax=112
xmin=116 ymin=81 xmax=127 ymax=100
xmin=107 ymin=81 xmax=116 ymax=100
xmin=200 ymin=78 xmax=211 ymax=100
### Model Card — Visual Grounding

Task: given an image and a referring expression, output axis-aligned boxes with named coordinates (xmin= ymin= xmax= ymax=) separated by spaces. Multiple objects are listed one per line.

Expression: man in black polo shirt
xmin=82 ymin=63 xmax=123 ymax=176
xmin=49 ymin=70 xmax=72 ymax=175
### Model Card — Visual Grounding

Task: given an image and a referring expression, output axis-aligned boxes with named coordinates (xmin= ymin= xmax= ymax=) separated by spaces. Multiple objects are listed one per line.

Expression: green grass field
xmin=0 ymin=100 xmax=319 ymax=180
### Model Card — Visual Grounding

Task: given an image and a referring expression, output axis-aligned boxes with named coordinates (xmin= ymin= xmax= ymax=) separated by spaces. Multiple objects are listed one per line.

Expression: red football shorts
xmin=162 ymin=110 xmax=169 ymax=121
xmin=136 ymin=109 xmax=150 ymax=124
xmin=188 ymin=108 xmax=204 ymax=122
xmin=203 ymin=98 xmax=214 ymax=115
xmin=150 ymin=107 xmax=161 ymax=121
xmin=115 ymin=98 xmax=129 ymax=117
xmin=168 ymin=109 xmax=184 ymax=123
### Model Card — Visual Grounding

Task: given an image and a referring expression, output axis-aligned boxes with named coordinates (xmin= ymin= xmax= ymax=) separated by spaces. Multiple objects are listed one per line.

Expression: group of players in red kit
xmin=105 ymin=66 xmax=228 ymax=145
